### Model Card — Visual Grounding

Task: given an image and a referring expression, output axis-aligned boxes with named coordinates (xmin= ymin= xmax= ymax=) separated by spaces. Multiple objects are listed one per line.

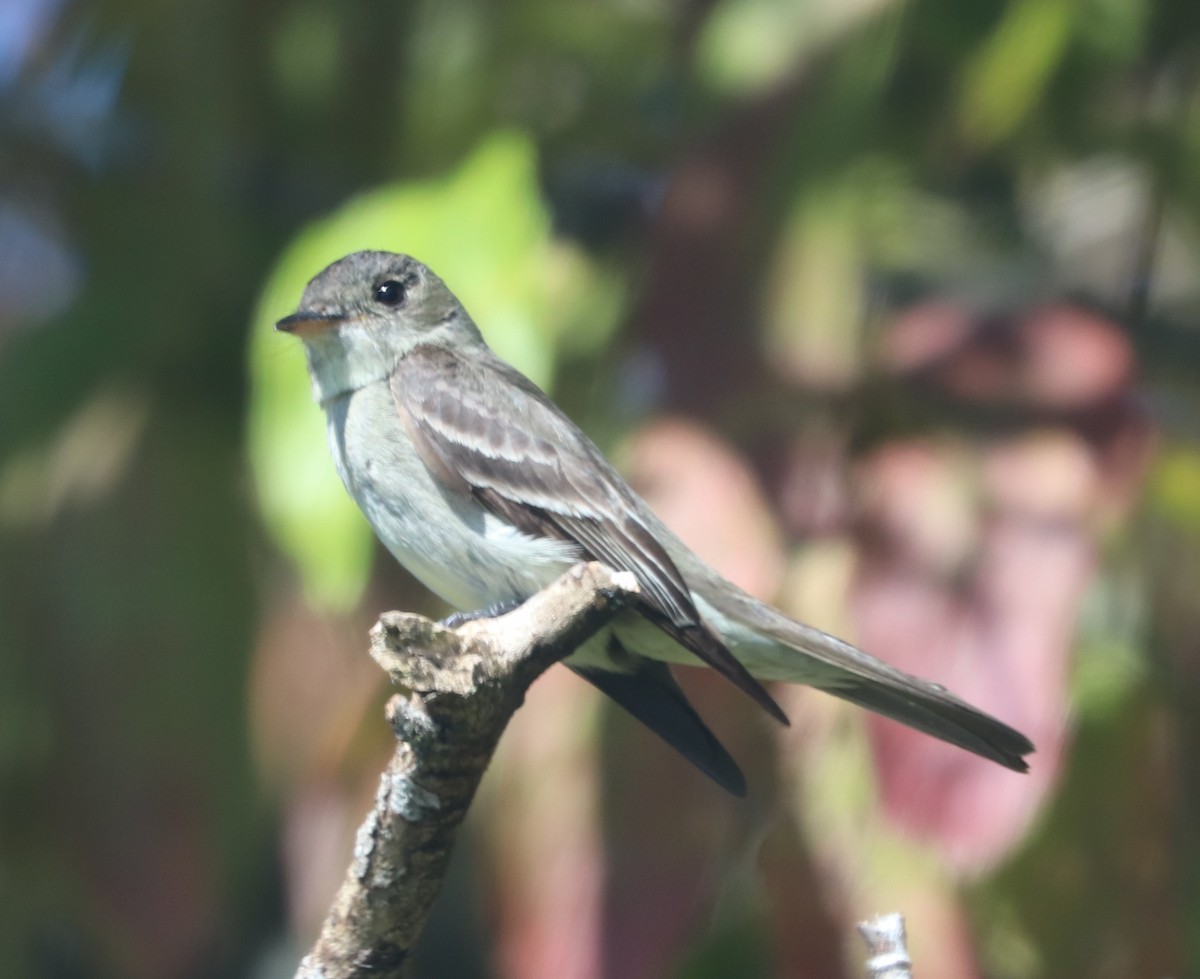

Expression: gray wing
xmin=390 ymin=344 xmax=786 ymax=725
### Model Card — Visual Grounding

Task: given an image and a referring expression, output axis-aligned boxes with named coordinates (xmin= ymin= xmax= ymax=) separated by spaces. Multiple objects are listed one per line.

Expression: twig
xmin=295 ymin=562 xmax=640 ymax=979
xmin=857 ymin=913 xmax=913 ymax=979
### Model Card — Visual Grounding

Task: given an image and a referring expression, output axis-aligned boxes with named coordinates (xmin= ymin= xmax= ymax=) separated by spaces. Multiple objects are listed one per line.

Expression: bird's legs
xmin=440 ymin=598 xmax=524 ymax=629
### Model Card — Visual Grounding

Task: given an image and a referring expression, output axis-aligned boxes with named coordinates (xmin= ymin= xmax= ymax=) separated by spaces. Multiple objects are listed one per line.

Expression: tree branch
xmin=295 ymin=562 xmax=640 ymax=979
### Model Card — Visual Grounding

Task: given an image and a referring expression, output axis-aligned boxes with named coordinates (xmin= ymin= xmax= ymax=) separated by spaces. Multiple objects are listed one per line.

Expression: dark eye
xmin=374 ymin=279 xmax=407 ymax=307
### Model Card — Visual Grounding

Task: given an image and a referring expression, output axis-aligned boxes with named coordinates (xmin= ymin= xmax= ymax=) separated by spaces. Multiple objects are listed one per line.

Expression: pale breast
xmin=323 ymin=381 xmax=580 ymax=610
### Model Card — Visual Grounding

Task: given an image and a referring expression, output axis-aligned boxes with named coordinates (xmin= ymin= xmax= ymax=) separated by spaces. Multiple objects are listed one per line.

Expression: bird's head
xmin=276 ymin=250 xmax=484 ymax=403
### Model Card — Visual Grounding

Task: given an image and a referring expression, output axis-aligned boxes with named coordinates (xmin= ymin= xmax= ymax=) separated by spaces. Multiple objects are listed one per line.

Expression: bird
xmin=276 ymin=250 xmax=1034 ymax=795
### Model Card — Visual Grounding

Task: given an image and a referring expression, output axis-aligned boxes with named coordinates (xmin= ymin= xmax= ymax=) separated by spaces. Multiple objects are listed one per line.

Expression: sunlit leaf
xmin=695 ymin=0 xmax=895 ymax=96
xmin=959 ymin=0 xmax=1075 ymax=147
xmin=696 ymin=0 xmax=812 ymax=96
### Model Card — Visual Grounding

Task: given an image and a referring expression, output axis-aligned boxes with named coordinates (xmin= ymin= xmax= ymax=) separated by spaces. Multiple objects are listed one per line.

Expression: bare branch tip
xmin=857 ymin=913 xmax=912 ymax=979
xmin=608 ymin=568 xmax=640 ymax=595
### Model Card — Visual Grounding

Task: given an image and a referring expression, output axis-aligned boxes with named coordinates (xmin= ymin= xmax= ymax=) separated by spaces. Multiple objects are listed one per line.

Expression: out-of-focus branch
xmin=294 ymin=562 xmax=640 ymax=979
xmin=857 ymin=913 xmax=913 ymax=979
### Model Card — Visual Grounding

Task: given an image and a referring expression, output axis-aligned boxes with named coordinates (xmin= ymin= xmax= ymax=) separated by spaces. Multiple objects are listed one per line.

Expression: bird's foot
xmin=440 ymin=599 xmax=524 ymax=629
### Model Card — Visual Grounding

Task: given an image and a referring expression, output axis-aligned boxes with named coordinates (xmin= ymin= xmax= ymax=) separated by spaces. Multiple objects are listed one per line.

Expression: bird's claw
xmin=440 ymin=599 xmax=523 ymax=629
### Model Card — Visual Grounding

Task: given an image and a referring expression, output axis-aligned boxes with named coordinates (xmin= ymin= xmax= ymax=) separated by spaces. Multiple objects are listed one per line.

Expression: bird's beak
xmin=275 ymin=310 xmax=345 ymax=336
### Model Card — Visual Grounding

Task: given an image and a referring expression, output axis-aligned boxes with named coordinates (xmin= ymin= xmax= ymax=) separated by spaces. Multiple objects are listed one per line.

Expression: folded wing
xmin=390 ymin=345 xmax=787 ymax=725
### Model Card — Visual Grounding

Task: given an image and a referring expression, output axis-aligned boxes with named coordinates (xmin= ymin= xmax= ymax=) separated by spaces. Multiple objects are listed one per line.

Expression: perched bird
xmin=277 ymin=250 xmax=1033 ymax=795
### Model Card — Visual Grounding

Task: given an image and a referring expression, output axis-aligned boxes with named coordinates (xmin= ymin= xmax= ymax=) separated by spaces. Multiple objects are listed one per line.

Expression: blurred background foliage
xmin=2 ymin=0 xmax=1199 ymax=976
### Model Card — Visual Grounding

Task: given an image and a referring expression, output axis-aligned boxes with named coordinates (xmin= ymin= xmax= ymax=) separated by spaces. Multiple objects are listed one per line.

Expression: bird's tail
xmin=810 ymin=655 xmax=1032 ymax=771
xmin=754 ymin=613 xmax=1032 ymax=770
xmin=692 ymin=584 xmax=1034 ymax=771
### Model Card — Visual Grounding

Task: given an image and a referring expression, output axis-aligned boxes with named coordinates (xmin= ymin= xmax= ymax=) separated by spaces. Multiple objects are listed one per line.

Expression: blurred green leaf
xmin=1072 ymin=563 xmax=1146 ymax=720
xmin=1076 ymin=0 xmax=1147 ymax=61
xmin=764 ymin=173 xmax=870 ymax=387
xmin=959 ymin=0 xmax=1075 ymax=147
xmin=1151 ymin=446 xmax=1200 ymax=536
xmin=271 ymin=2 xmax=342 ymax=109
xmin=672 ymin=910 xmax=773 ymax=979
xmin=1072 ymin=637 xmax=1144 ymax=720
xmin=696 ymin=0 xmax=897 ymax=97
xmin=696 ymin=0 xmax=813 ymax=96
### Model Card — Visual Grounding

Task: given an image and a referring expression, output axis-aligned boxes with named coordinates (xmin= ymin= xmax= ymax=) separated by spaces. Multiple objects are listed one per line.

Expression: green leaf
xmin=959 ymin=0 xmax=1075 ymax=147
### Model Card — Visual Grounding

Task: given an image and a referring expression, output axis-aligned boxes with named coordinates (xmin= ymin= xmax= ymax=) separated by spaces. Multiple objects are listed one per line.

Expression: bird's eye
xmin=374 ymin=279 xmax=407 ymax=307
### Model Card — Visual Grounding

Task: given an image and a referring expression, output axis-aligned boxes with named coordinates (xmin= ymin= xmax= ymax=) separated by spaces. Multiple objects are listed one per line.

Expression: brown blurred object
xmin=624 ymin=417 xmax=787 ymax=600
xmin=592 ymin=683 xmax=770 ymax=979
xmin=844 ymin=301 xmax=1155 ymax=871
xmin=249 ymin=587 xmax=392 ymax=939
xmin=482 ymin=669 xmax=605 ymax=979
xmin=852 ymin=437 xmax=1078 ymax=870
xmin=882 ymin=301 xmax=1134 ymax=411
xmin=77 ymin=762 xmax=220 ymax=979
xmin=758 ymin=815 xmax=852 ymax=979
